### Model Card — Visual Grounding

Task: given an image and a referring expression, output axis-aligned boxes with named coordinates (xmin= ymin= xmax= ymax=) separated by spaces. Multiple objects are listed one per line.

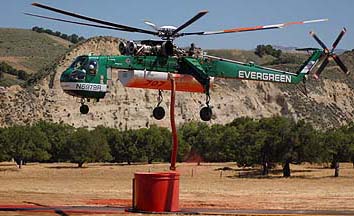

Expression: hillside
xmin=0 ymin=28 xmax=71 ymax=86
xmin=0 ymin=33 xmax=353 ymax=129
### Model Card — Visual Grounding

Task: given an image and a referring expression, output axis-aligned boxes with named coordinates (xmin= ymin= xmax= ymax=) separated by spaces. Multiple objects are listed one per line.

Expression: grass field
xmin=0 ymin=162 xmax=353 ymax=214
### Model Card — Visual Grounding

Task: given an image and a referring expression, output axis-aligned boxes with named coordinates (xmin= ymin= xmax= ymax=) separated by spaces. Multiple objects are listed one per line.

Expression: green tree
xmin=44 ymin=29 xmax=53 ymax=35
xmin=270 ymin=117 xmax=296 ymax=177
xmin=0 ymin=128 xmax=11 ymax=161
xmin=175 ymin=129 xmax=191 ymax=162
xmin=202 ymin=124 xmax=229 ymax=162
xmin=69 ymin=34 xmax=79 ymax=44
xmin=34 ymin=121 xmax=74 ymax=162
xmin=60 ymin=34 xmax=68 ymax=40
xmin=17 ymin=70 xmax=28 ymax=80
xmin=322 ymin=128 xmax=352 ymax=177
xmin=95 ymin=126 xmax=129 ymax=163
xmin=4 ymin=125 xmax=50 ymax=168
xmin=32 ymin=26 xmax=85 ymax=44
xmin=32 ymin=26 xmax=39 ymax=32
xmin=191 ymin=124 xmax=215 ymax=161
xmin=290 ymin=120 xmax=325 ymax=164
xmin=218 ymin=126 xmax=240 ymax=162
xmin=255 ymin=44 xmax=282 ymax=58
xmin=256 ymin=117 xmax=294 ymax=176
xmin=138 ymin=125 xmax=172 ymax=163
xmin=257 ymin=117 xmax=322 ymax=177
xmin=120 ymin=130 xmax=140 ymax=164
xmin=64 ymin=128 xmax=112 ymax=167
xmin=179 ymin=121 xmax=209 ymax=163
xmin=108 ymin=130 xmax=125 ymax=163
xmin=344 ymin=123 xmax=354 ymax=168
xmin=185 ymin=124 xmax=229 ymax=162
xmin=78 ymin=36 xmax=86 ymax=42
xmin=228 ymin=117 xmax=260 ymax=167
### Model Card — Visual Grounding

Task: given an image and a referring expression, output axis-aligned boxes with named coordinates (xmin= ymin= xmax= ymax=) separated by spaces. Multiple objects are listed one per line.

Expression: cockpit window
xmin=70 ymin=56 xmax=88 ymax=70
xmin=70 ymin=70 xmax=86 ymax=80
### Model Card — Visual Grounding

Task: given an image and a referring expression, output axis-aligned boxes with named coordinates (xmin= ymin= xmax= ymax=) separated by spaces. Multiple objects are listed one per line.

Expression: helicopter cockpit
xmin=60 ymin=55 xmax=107 ymax=114
xmin=68 ymin=56 xmax=88 ymax=80
xmin=61 ymin=56 xmax=99 ymax=82
xmin=58 ymin=56 xmax=87 ymax=82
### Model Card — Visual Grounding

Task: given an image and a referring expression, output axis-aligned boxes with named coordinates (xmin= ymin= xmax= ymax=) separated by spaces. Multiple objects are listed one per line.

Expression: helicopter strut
xmin=152 ymin=90 xmax=165 ymax=120
xmin=79 ymin=98 xmax=89 ymax=114
xmin=200 ymin=94 xmax=213 ymax=121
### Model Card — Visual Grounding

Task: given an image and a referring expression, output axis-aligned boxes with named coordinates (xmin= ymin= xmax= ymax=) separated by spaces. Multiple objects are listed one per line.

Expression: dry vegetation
xmin=0 ymin=28 xmax=70 ymax=86
xmin=0 ymin=162 xmax=353 ymax=214
xmin=0 ymin=28 xmax=70 ymax=72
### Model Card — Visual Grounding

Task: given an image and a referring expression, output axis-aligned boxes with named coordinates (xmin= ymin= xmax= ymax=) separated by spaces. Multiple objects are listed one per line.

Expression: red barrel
xmin=134 ymin=171 xmax=179 ymax=212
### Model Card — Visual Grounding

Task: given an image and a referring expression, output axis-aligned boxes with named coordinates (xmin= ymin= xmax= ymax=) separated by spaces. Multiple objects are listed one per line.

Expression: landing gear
xmin=153 ymin=90 xmax=165 ymax=120
xmin=79 ymin=98 xmax=89 ymax=114
xmin=200 ymin=106 xmax=212 ymax=121
xmin=153 ymin=106 xmax=165 ymax=120
xmin=200 ymin=94 xmax=212 ymax=121
xmin=80 ymin=104 xmax=89 ymax=114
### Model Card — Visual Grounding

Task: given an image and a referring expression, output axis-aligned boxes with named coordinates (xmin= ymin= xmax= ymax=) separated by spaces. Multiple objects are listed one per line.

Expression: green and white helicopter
xmin=26 ymin=3 xmax=349 ymax=121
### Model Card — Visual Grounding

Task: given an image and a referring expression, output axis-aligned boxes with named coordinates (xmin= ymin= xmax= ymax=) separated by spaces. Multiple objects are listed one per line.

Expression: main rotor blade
xmin=313 ymin=57 xmax=329 ymax=79
xmin=331 ymin=27 xmax=347 ymax=52
xmin=144 ymin=20 xmax=159 ymax=31
xmin=172 ymin=10 xmax=208 ymax=36
xmin=31 ymin=2 xmax=158 ymax=35
xmin=310 ymin=31 xmax=329 ymax=52
xmin=180 ymin=18 xmax=328 ymax=36
xmin=332 ymin=54 xmax=349 ymax=74
xmin=25 ymin=13 xmax=126 ymax=31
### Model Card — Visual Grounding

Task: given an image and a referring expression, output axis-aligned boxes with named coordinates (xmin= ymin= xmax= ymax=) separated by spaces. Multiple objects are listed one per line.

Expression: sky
xmin=1 ymin=0 xmax=354 ymax=50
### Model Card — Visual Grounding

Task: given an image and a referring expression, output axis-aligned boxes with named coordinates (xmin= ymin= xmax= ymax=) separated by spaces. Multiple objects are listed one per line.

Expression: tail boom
xmin=203 ymin=50 xmax=324 ymax=84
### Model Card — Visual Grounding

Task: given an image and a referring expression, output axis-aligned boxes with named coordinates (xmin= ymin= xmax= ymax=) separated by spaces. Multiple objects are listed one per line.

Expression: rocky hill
xmin=0 ymin=35 xmax=353 ymax=129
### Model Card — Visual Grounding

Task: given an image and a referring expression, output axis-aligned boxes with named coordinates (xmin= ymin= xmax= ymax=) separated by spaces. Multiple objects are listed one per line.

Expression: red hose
xmin=169 ymin=73 xmax=178 ymax=171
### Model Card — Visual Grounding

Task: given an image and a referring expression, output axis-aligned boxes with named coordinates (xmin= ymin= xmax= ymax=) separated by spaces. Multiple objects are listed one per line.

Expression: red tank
xmin=133 ymin=171 xmax=180 ymax=212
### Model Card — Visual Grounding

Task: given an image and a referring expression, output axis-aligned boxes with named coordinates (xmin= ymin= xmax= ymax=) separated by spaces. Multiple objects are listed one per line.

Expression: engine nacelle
xmin=127 ymin=41 xmax=138 ymax=55
xmin=118 ymin=41 xmax=127 ymax=55
xmin=118 ymin=40 xmax=175 ymax=56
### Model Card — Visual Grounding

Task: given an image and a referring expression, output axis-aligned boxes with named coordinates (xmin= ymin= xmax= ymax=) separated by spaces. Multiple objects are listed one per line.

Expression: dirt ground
xmin=0 ymin=162 xmax=354 ymax=215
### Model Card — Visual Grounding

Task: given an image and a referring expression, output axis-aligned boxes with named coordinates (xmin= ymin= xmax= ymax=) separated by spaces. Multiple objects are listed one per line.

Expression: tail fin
xmin=296 ymin=49 xmax=323 ymax=75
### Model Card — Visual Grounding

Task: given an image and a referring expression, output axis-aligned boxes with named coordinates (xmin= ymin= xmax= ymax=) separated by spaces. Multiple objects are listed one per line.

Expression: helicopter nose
xmin=60 ymin=68 xmax=73 ymax=83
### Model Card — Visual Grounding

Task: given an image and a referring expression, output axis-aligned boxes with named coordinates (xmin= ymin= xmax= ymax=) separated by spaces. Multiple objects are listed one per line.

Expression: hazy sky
xmin=1 ymin=0 xmax=353 ymax=50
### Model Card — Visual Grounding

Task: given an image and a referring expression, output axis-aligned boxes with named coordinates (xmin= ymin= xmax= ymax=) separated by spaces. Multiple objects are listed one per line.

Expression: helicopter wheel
xmin=200 ymin=106 xmax=212 ymax=121
xmin=153 ymin=106 xmax=165 ymax=120
xmin=80 ymin=104 xmax=89 ymax=114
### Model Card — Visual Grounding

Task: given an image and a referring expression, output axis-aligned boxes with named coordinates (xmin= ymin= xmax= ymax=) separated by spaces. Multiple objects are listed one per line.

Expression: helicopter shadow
xmin=223 ymin=168 xmax=334 ymax=179
xmin=46 ymin=165 xmax=89 ymax=169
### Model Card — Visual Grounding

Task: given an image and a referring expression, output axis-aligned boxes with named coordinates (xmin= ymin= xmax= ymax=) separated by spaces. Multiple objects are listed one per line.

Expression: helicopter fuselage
xmin=60 ymin=48 xmax=324 ymax=101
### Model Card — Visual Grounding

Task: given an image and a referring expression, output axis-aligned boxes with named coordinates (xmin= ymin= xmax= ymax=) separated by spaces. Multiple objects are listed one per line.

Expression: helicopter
xmin=26 ymin=3 xmax=349 ymax=121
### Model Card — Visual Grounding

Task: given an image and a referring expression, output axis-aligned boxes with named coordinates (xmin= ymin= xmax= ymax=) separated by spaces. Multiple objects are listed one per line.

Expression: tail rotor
xmin=313 ymin=58 xmax=329 ymax=80
xmin=310 ymin=28 xmax=349 ymax=79
xmin=332 ymin=54 xmax=348 ymax=73
xmin=331 ymin=28 xmax=346 ymax=53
